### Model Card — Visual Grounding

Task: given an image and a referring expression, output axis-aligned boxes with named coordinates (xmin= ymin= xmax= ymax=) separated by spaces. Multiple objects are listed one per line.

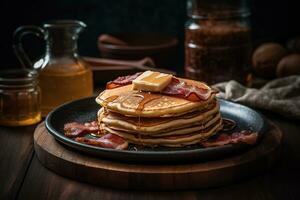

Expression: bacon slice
xmin=75 ymin=134 xmax=128 ymax=150
xmin=201 ymin=130 xmax=258 ymax=147
xmin=64 ymin=121 xmax=128 ymax=150
xmin=162 ymin=78 xmax=213 ymax=101
xmin=106 ymin=72 xmax=214 ymax=101
xmin=64 ymin=121 xmax=99 ymax=137
xmin=106 ymin=72 xmax=142 ymax=89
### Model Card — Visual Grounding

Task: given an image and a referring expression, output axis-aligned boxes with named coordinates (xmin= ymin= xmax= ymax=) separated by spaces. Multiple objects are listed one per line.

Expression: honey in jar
xmin=13 ymin=20 xmax=93 ymax=116
xmin=0 ymin=69 xmax=41 ymax=126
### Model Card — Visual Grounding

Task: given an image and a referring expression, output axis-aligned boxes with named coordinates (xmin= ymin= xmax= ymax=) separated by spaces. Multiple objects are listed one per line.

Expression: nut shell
xmin=277 ymin=54 xmax=300 ymax=77
xmin=252 ymin=43 xmax=287 ymax=78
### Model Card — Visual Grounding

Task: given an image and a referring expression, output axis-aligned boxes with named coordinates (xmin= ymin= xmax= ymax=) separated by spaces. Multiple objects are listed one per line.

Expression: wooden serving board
xmin=34 ymin=121 xmax=282 ymax=190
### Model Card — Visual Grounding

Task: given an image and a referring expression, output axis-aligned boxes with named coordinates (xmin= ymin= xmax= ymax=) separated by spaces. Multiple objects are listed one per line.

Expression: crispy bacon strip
xmin=106 ymin=72 xmax=215 ymax=101
xmin=64 ymin=121 xmax=128 ymax=150
xmin=75 ymin=134 xmax=128 ymax=150
xmin=201 ymin=130 xmax=258 ymax=147
xmin=162 ymin=78 xmax=213 ymax=101
xmin=64 ymin=121 xmax=99 ymax=138
xmin=106 ymin=72 xmax=142 ymax=89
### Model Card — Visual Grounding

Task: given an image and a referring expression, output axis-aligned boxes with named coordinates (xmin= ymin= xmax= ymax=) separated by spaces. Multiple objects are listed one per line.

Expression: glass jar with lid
xmin=185 ymin=0 xmax=252 ymax=85
xmin=0 ymin=69 xmax=41 ymax=126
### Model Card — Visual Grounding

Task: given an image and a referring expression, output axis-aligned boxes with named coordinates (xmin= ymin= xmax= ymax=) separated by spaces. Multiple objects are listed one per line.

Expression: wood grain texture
xmin=0 ymin=125 xmax=36 ymax=200
xmin=32 ymin=121 xmax=281 ymax=190
xmin=16 ymin=116 xmax=300 ymax=200
xmin=17 ymin=153 xmax=300 ymax=200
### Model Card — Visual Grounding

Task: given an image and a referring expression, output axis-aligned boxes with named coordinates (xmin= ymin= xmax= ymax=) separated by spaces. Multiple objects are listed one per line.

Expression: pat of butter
xmin=132 ymin=71 xmax=173 ymax=92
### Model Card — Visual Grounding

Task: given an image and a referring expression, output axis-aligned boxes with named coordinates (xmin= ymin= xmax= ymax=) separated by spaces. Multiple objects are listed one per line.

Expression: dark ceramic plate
xmin=45 ymin=97 xmax=267 ymax=164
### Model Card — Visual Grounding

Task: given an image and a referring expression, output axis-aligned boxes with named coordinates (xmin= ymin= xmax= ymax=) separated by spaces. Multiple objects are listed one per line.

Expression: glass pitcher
xmin=13 ymin=20 xmax=93 ymax=116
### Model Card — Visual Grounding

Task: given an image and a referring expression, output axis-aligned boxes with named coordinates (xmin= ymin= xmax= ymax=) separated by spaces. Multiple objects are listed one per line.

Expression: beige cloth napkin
xmin=213 ymin=75 xmax=300 ymax=120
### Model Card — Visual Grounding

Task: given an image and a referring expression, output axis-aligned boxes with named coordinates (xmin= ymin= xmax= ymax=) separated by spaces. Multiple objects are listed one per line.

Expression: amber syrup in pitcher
xmin=13 ymin=20 xmax=94 ymax=116
xmin=39 ymin=58 xmax=93 ymax=115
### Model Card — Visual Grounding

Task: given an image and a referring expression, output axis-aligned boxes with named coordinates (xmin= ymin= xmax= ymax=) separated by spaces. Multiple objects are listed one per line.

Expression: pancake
xmin=102 ymin=119 xmax=223 ymax=147
xmin=105 ymin=113 xmax=221 ymax=137
xmin=96 ymin=72 xmax=223 ymax=148
xmin=99 ymin=101 xmax=220 ymax=135
xmin=96 ymin=79 xmax=215 ymax=118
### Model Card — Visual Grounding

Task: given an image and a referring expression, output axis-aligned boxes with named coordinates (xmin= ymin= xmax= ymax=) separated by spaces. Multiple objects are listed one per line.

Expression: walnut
xmin=277 ymin=54 xmax=300 ymax=77
xmin=252 ymin=43 xmax=287 ymax=78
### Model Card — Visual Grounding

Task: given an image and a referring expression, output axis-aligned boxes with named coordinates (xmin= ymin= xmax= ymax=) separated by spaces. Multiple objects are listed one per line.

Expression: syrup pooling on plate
xmin=222 ymin=118 xmax=237 ymax=132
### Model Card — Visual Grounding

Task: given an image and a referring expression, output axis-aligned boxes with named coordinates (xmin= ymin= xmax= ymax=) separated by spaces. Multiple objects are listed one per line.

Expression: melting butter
xmin=132 ymin=71 xmax=172 ymax=92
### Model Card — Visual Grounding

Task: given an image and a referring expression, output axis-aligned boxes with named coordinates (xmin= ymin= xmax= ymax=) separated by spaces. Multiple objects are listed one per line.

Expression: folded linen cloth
xmin=213 ymin=76 xmax=300 ymax=120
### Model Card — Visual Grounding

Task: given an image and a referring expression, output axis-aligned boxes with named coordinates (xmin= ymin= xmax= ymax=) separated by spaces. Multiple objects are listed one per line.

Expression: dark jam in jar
xmin=185 ymin=0 xmax=252 ymax=85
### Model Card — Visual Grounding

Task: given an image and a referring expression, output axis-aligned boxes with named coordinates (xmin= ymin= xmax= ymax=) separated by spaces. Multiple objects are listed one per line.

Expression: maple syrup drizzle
xmin=132 ymin=92 xmax=162 ymax=145
xmin=137 ymin=115 xmax=142 ymax=144
xmin=133 ymin=92 xmax=162 ymax=112
xmin=102 ymin=95 xmax=119 ymax=107
xmin=92 ymin=95 xmax=119 ymax=137
xmin=103 ymin=91 xmax=162 ymax=145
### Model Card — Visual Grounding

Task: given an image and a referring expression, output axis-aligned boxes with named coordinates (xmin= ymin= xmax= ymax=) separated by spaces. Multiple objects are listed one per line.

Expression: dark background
xmin=0 ymin=0 xmax=299 ymax=71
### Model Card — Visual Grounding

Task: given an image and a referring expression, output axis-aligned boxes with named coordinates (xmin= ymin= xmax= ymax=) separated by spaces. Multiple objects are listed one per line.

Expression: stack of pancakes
xmin=96 ymin=79 xmax=223 ymax=147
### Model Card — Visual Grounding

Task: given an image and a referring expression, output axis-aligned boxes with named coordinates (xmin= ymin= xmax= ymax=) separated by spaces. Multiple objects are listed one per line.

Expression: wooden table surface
xmin=1 ymin=112 xmax=299 ymax=200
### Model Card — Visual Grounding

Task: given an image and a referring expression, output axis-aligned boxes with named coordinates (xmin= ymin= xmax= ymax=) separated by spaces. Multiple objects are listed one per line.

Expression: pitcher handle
xmin=13 ymin=26 xmax=45 ymax=69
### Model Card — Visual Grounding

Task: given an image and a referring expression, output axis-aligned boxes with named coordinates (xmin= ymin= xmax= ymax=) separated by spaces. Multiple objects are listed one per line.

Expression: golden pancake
xmin=105 ymin=113 xmax=221 ymax=137
xmin=102 ymin=119 xmax=223 ymax=147
xmin=96 ymin=72 xmax=223 ymax=148
xmin=96 ymin=79 xmax=215 ymax=118
xmin=99 ymin=102 xmax=220 ymax=135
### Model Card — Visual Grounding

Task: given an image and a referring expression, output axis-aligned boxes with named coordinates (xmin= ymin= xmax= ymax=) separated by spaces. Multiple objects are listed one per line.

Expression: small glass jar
xmin=185 ymin=0 xmax=252 ymax=85
xmin=0 ymin=69 xmax=41 ymax=126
